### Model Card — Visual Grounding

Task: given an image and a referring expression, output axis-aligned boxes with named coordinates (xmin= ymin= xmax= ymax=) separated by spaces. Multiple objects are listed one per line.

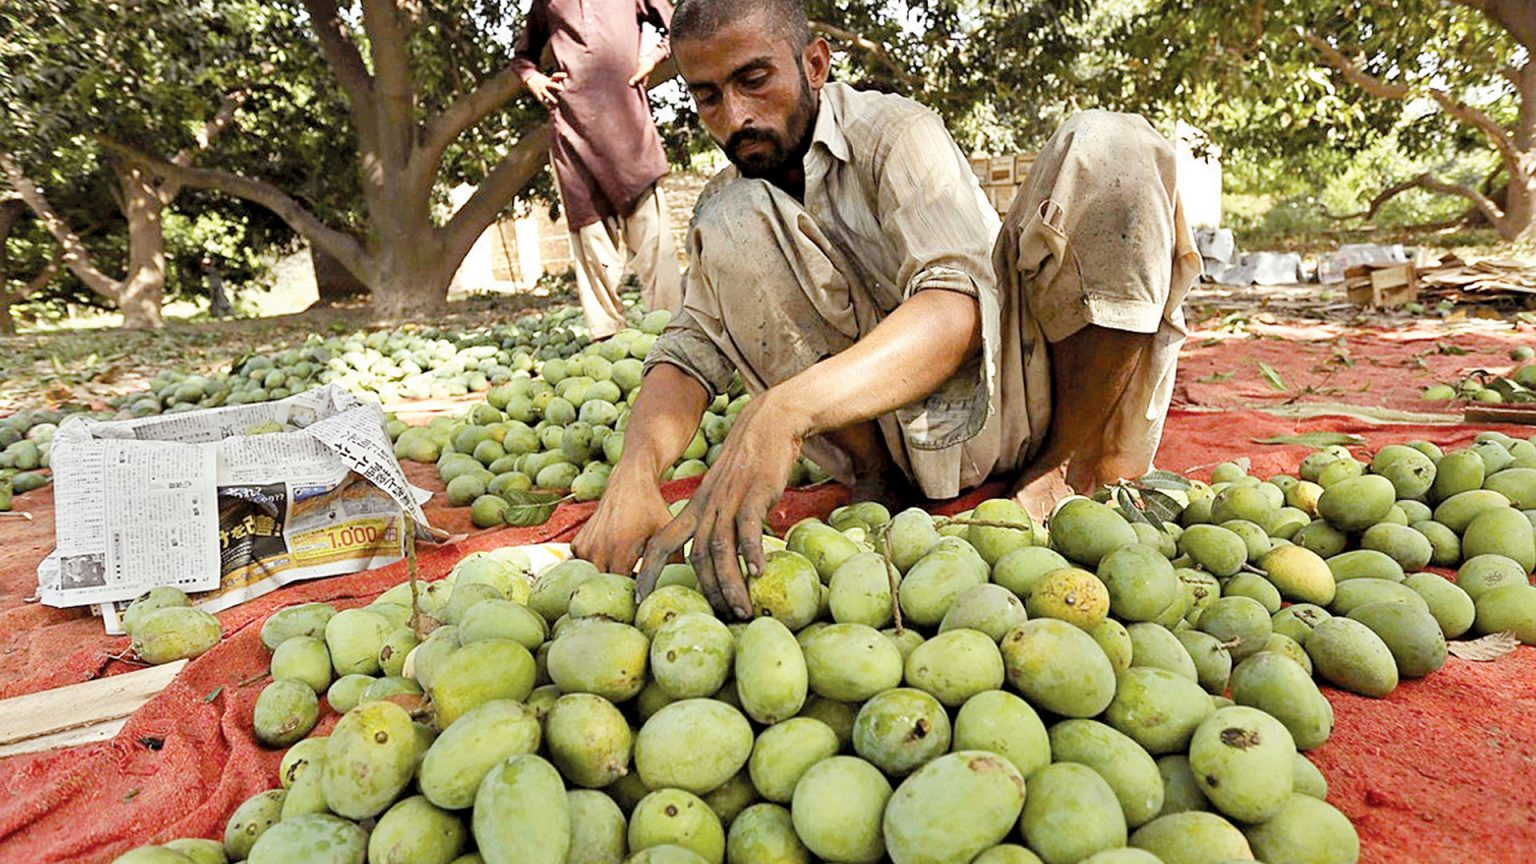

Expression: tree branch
xmin=439 ymin=123 xmax=550 ymax=265
xmin=0 ymin=152 xmax=121 ymax=300
xmin=172 ymin=90 xmax=249 ymax=167
xmin=810 ymin=22 xmax=923 ymax=88
xmin=1412 ymin=172 xmax=1507 ymax=228
xmin=422 ymin=66 xmax=526 ymax=165
xmin=302 ymin=0 xmax=374 ymax=104
xmin=97 ymin=140 xmax=371 ymax=285
xmin=1450 ymin=0 xmax=1536 ymax=51
xmin=1302 ymin=30 xmax=1521 ymax=175
xmin=360 ymin=0 xmax=418 ymax=147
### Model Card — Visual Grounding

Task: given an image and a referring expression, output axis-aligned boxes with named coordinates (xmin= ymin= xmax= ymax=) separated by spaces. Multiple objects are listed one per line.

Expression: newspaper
xmin=35 ymin=385 xmax=436 ymax=632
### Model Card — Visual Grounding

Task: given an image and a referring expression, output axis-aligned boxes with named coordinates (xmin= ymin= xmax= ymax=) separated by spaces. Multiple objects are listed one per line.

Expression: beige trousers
xmin=672 ymin=111 xmax=1201 ymax=498
xmin=567 ymin=182 xmax=682 ymax=339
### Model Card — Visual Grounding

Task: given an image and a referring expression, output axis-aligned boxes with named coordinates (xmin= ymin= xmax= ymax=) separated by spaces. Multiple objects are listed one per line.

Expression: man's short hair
xmin=671 ymin=0 xmax=812 ymax=53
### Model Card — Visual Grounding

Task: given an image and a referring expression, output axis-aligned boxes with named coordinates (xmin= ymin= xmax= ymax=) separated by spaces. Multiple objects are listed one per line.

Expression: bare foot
xmin=1010 ymin=464 xmax=1076 ymax=523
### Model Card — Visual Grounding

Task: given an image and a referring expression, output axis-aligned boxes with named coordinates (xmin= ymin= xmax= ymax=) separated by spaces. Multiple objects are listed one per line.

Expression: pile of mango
xmin=0 ymin=410 xmax=56 ymax=510
xmin=1420 ymin=346 xmax=1536 ymax=404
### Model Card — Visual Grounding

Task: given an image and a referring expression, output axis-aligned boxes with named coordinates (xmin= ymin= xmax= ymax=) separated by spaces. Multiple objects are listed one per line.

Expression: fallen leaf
xmin=1447 ymin=631 xmax=1519 ymax=661
xmin=1252 ymin=432 xmax=1366 ymax=447
xmin=1255 ymin=362 xmax=1289 ymax=392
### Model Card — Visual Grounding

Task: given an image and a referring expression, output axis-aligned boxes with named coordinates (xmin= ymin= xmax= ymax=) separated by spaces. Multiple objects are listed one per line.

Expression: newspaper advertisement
xmin=35 ymin=385 xmax=436 ymax=633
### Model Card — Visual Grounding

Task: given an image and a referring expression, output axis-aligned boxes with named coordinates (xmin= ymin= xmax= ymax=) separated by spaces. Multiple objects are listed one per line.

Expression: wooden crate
xmin=1345 ymin=263 xmax=1418 ymax=308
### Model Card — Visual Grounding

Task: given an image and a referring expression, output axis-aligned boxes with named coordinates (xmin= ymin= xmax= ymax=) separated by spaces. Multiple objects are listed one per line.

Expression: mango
xmin=630 ymin=789 xmax=725 ymax=864
xmin=1271 ymin=603 xmax=1330 ymax=644
xmin=160 ymin=839 xmax=225 ymax=864
xmin=1462 ymin=506 xmax=1536 ymax=572
xmin=1398 ymin=499 xmax=1433 ymax=523
xmin=1286 ymin=479 xmax=1325 ymax=515
xmin=123 ymin=586 xmax=193 ymax=636
xmin=1474 ymin=439 xmax=1516 ymax=475
xmin=568 ymin=790 xmax=629 ymax=864
xmin=651 ymin=612 xmax=734 ymax=699
xmin=1132 ymin=521 xmax=1179 ymax=557
xmin=1024 ymin=567 xmax=1110 ymax=629
xmin=829 ymin=553 xmax=894 ymax=628
xmin=1220 ymin=519 xmax=1272 ymax=562
xmin=940 ymin=584 xmax=1028 ymax=640
xmin=1474 ymin=583 xmax=1536 ymax=643
xmin=1483 ymin=466 xmax=1536 ymax=508
xmin=322 ymin=700 xmax=417 ymax=818
xmin=1050 ymin=497 xmax=1138 ymax=566
xmin=376 ymin=627 xmax=419 ymax=678
xmin=442 ymin=583 xmax=503 ymax=625
xmin=1403 ymin=572 xmax=1476 ymax=639
xmin=1000 ymin=618 xmax=1116 ymax=718
xmin=1177 ymin=525 xmax=1247 ymax=577
xmin=1229 ymin=652 xmax=1332 ymax=750
xmin=1260 ymin=548 xmax=1336 ymax=608
xmin=973 ymin=846 xmax=1045 ymax=864
xmin=419 ymin=699 xmax=541 ymax=809
xmin=1189 ymin=706 xmax=1295 ymax=823
xmin=1263 ymin=632 xmax=1313 ymax=673
xmin=1212 ymin=484 xmax=1275 ymax=526
xmin=1294 ymin=519 xmax=1347 ymax=558
xmin=883 ymin=751 xmax=1026 ymax=864
xmin=1196 ymin=596 xmax=1272 ymax=662
xmin=323 ymin=608 xmax=391 ymax=676
xmin=734 ymin=617 xmax=808 ymax=724
xmin=952 ymin=689 xmax=1051 ymax=778
xmin=1130 ymin=812 xmax=1252 ymax=864
xmin=992 ymin=547 xmax=1071 ymax=599
xmin=426 ymin=638 xmax=534 ymax=726
xmin=1049 ymin=719 xmax=1164 ymax=827
xmin=1316 ymin=475 xmax=1395 ymax=530
xmin=726 ymin=804 xmax=810 ymax=864
xmin=1175 ymin=629 xmax=1232 ymax=695
xmin=1105 ymin=666 xmax=1214 ymax=755
xmin=1305 ymin=617 xmax=1399 ymax=697
xmin=254 ymin=679 xmax=320 ymax=748
xmin=786 ymin=518 xmax=862 ymax=583
xmin=451 ymin=551 xmax=532 ymax=603
xmin=246 ymin=814 xmax=367 ymax=864
xmin=1374 ymin=448 xmax=1436 ymax=499
xmin=635 ymin=699 xmax=753 ymax=794
xmin=904 ymin=628 xmax=1004 ymax=706
xmin=1348 ymin=601 xmax=1447 ymax=677
xmin=1243 ymin=795 xmax=1360 ymax=864
xmin=1326 ymin=549 xmax=1404 ymax=583
xmin=1154 ymin=755 xmax=1209 ymax=817
xmin=967 ymin=498 xmax=1035 ymax=566
xmin=132 ymin=606 xmax=222 ymax=665
xmin=885 ymin=508 xmax=941 ymax=573
xmin=546 ymin=693 xmax=633 ymax=788
xmin=1433 ymin=489 xmax=1510 ymax=533
xmin=1178 ymin=569 xmax=1221 ymax=626
xmin=900 ymin=539 xmax=988 ymax=626
xmin=224 ymin=789 xmax=287 ymax=861
xmin=1090 ymin=619 xmax=1134 ymax=674
xmin=459 ymin=599 xmax=547 ymax=649
xmin=1095 ymin=544 xmax=1180 ymax=623
xmin=635 ymin=586 xmax=714 ymax=638
xmin=1317 ymin=456 xmax=1365 ymax=488
xmin=749 ymin=717 xmax=840 ymax=802
xmin=749 ymin=551 xmax=822 ymax=630
xmin=1128 ymin=622 xmax=1197 ymax=681
xmin=1223 ymin=572 xmax=1281 ymax=614
xmin=1360 ymin=523 xmax=1433 ymax=571
xmin=473 ymin=755 xmax=570 ymax=864
xmin=271 ymin=636 xmax=332 ymax=694
xmin=1329 ymin=578 xmax=1430 ymax=615
xmin=1018 ymin=763 xmax=1127 ymax=864
xmin=802 ymin=623 xmax=904 ymax=701
xmin=548 ymin=619 xmax=649 ymax=701
xmin=279 ymin=753 xmax=329 ymax=820
xmin=568 ymin=573 xmax=637 ymax=623
xmin=852 ymin=688 xmax=951 ymax=777
xmin=1411 ymin=520 xmax=1462 ymax=567
xmin=790 ymin=756 xmax=892 ymax=864
xmin=1456 ymin=553 xmax=1529 ymax=601
xmin=110 ymin=848 xmax=196 ymax=864
xmin=368 ymin=795 xmax=466 ymax=864
xmin=530 ymin=558 xmax=600 ymax=622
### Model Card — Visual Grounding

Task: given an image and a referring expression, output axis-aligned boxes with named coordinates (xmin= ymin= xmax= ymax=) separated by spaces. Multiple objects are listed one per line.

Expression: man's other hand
xmin=527 ymin=71 xmax=569 ymax=108
xmin=635 ymin=396 xmax=802 ymax=619
xmin=571 ymin=470 xmax=672 ymax=576
xmin=628 ymin=56 xmax=660 ymax=87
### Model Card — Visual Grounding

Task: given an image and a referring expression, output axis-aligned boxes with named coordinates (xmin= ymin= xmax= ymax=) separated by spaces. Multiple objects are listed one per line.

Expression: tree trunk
xmin=116 ymin=163 xmax=166 ymax=329
xmin=0 ymin=199 xmax=19 ymax=336
xmin=311 ymin=245 xmax=371 ymax=303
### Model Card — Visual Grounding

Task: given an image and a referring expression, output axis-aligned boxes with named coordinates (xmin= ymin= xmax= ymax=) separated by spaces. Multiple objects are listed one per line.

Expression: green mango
xmin=1326 ymin=549 xmax=1404 ymax=583
xmin=1329 ymin=578 xmax=1430 ymax=616
xmin=939 ymin=584 xmax=1028 ymax=641
xmin=734 ymin=617 xmax=808 ymax=724
xmin=1195 ymin=596 xmax=1272 ymax=662
xmin=1360 ymin=523 xmax=1434 ymax=571
xmin=1048 ymin=719 xmax=1164 ymax=827
xmin=1411 ymin=520 xmax=1462 ymax=567
xmin=247 ymin=814 xmax=366 ymax=864
xmin=899 ymin=539 xmax=988 ymax=626
xmin=786 ymin=518 xmax=865 ymax=583
xmin=567 ymin=790 xmax=629 ymax=864
xmin=1305 ymin=617 xmax=1399 ymax=697
xmin=368 ymin=796 xmax=466 ymax=864
xmin=322 ymin=701 xmax=418 ymax=819
xmin=224 ymin=789 xmax=287 ymax=861
xmin=888 ymin=508 xmax=943 ymax=573
xmin=1189 ymin=706 xmax=1295 ymax=823
xmin=1000 ymin=618 xmax=1116 ymax=718
xmin=1474 ymin=583 xmax=1536 ymax=643
xmin=829 ymin=552 xmax=895 ymax=628
xmin=1316 ymin=475 xmax=1395 ymax=530
xmin=271 ymin=636 xmax=332 ymax=694
xmin=1222 ymin=572 xmax=1281 ymax=615
xmin=1243 ymin=795 xmax=1360 ymax=864
xmin=802 ymin=623 xmax=904 ymax=702
xmin=1176 ymin=525 xmax=1247 ymax=577
xmin=254 ymin=679 xmax=320 ymax=748
xmin=903 ymin=628 xmax=1005 ymax=707
xmin=1097 ymin=544 xmax=1180 ymax=622
xmin=131 ymin=607 xmax=221 ymax=665
xmin=965 ymin=499 xmax=1035 ymax=566
xmin=473 ymin=755 xmax=570 ymax=864
xmin=630 ymin=789 xmax=725 ymax=864
xmin=430 ymin=638 xmax=536 ymax=727
xmin=952 ymin=689 xmax=1051 ymax=778
xmin=1462 ymin=506 xmax=1536 ymax=572
xmin=124 ymin=587 xmax=192 ymax=636
xmin=651 ymin=612 xmax=734 ymax=699
xmin=748 ymin=550 xmax=823 ymax=630
xmin=634 ymin=698 xmax=753 ymax=795
xmin=991 ymin=547 xmax=1070 ymax=599
xmin=1090 ymin=619 xmax=1134 ymax=674
xmin=458 ymin=599 xmax=546 ymax=649
xmin=790 ymin=756 xmax=892 ymax=864
xmin=749 ymin=717 xmax=840 ymax=802
xmin=1403 ymin=572 xmax=1476 ymax=639
xmin=1105 ymin=666 xmax=1214 ymax=755
xmin=1348 ymin=600 xmax=1448 ymax=677
xmin=726 ymin=804 xmax=811 ymax=864
xmin=1050 ymin=497 xmax=1138 ymax=567
xmin=851 ymin=688 xmax=951 ymax=777
xmin=1229 ymin=652 xmax=1333 ymax=750
xmin=1018 ymin=763 xmax=1127 ymax=864
xmin=1175 ymin=629 xmax=1232 ymax=695
xmin=1130 ymin=812 xmax=1253 ymax=864
xmin=547 ymin=619 xmax=649 ymax=702
xmin=323 ymin=608 xmax=392 ymax=676
xmin=1127 ymin=623 xmax=1197 ymax=681
xmin=635 ymin=586 xmax=714 ymax=638
xmin=160 ymin=839 xmax=227 ymax=864
xmin=972 ymin=846 xmax=1045 ymax=864
xmin=1153 ymin=755 xmax=1209 ymax=817
xmin=882 ymin=751 xmax=1026 ymax=864
xmin=1434 ymin=489 xmax=1511 ymax=533
xmin=545 ymin=693 xmax=633 ymax=788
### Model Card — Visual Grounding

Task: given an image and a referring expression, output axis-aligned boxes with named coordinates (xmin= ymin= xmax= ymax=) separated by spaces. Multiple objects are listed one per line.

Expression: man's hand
xmin=571 ymin=469 xmax=673 ymax=576
xmin=636 ymin=396 xmax=802 ymax=619
xmin=526 ymin=71 xmax=569 ymax=108
xmin=628 ymin=54 xmax=660 ymax=87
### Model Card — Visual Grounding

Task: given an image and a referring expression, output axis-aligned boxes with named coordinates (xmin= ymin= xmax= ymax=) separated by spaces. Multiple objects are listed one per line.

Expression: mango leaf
xmin=502 ymin=490 xmax=562 ymax=527
xmin=1252 ymin=432 xmax=1365 ymax=448
xmin=1114 ymin=486 xmax=1150 ymax=526
xmin=1255 ymin=362 xmax=1289 ymax=392
xmin=1196 ymin=371 xmax=1235 ymax=383
xmin=1139 ymin=470 xmax=1193 ymax=492
xmin=1140 ymin=488 xmax=1186 ymax=524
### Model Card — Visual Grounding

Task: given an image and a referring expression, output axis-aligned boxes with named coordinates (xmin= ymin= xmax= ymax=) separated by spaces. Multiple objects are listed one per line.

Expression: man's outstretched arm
xmin=637 ymin=287 xmax=983 ymax=617
xmin=571 ymin=363 xmax=711 ymax=575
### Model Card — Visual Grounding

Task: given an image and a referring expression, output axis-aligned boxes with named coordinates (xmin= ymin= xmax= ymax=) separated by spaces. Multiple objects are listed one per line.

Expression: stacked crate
xmin=970 ymin=153 xmax=1037 ymax=216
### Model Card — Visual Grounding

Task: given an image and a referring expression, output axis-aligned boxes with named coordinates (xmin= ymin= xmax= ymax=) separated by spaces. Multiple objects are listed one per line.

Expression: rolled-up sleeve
xmin=643 ymin=305 xmax=735 ymax=400
xmin=873 ymin=112 xmax=1002 ymax=450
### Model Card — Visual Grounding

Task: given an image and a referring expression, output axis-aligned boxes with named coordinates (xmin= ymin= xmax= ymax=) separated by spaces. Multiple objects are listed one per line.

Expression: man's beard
xmin=721 ymin=71 xmax=816 ymax=179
